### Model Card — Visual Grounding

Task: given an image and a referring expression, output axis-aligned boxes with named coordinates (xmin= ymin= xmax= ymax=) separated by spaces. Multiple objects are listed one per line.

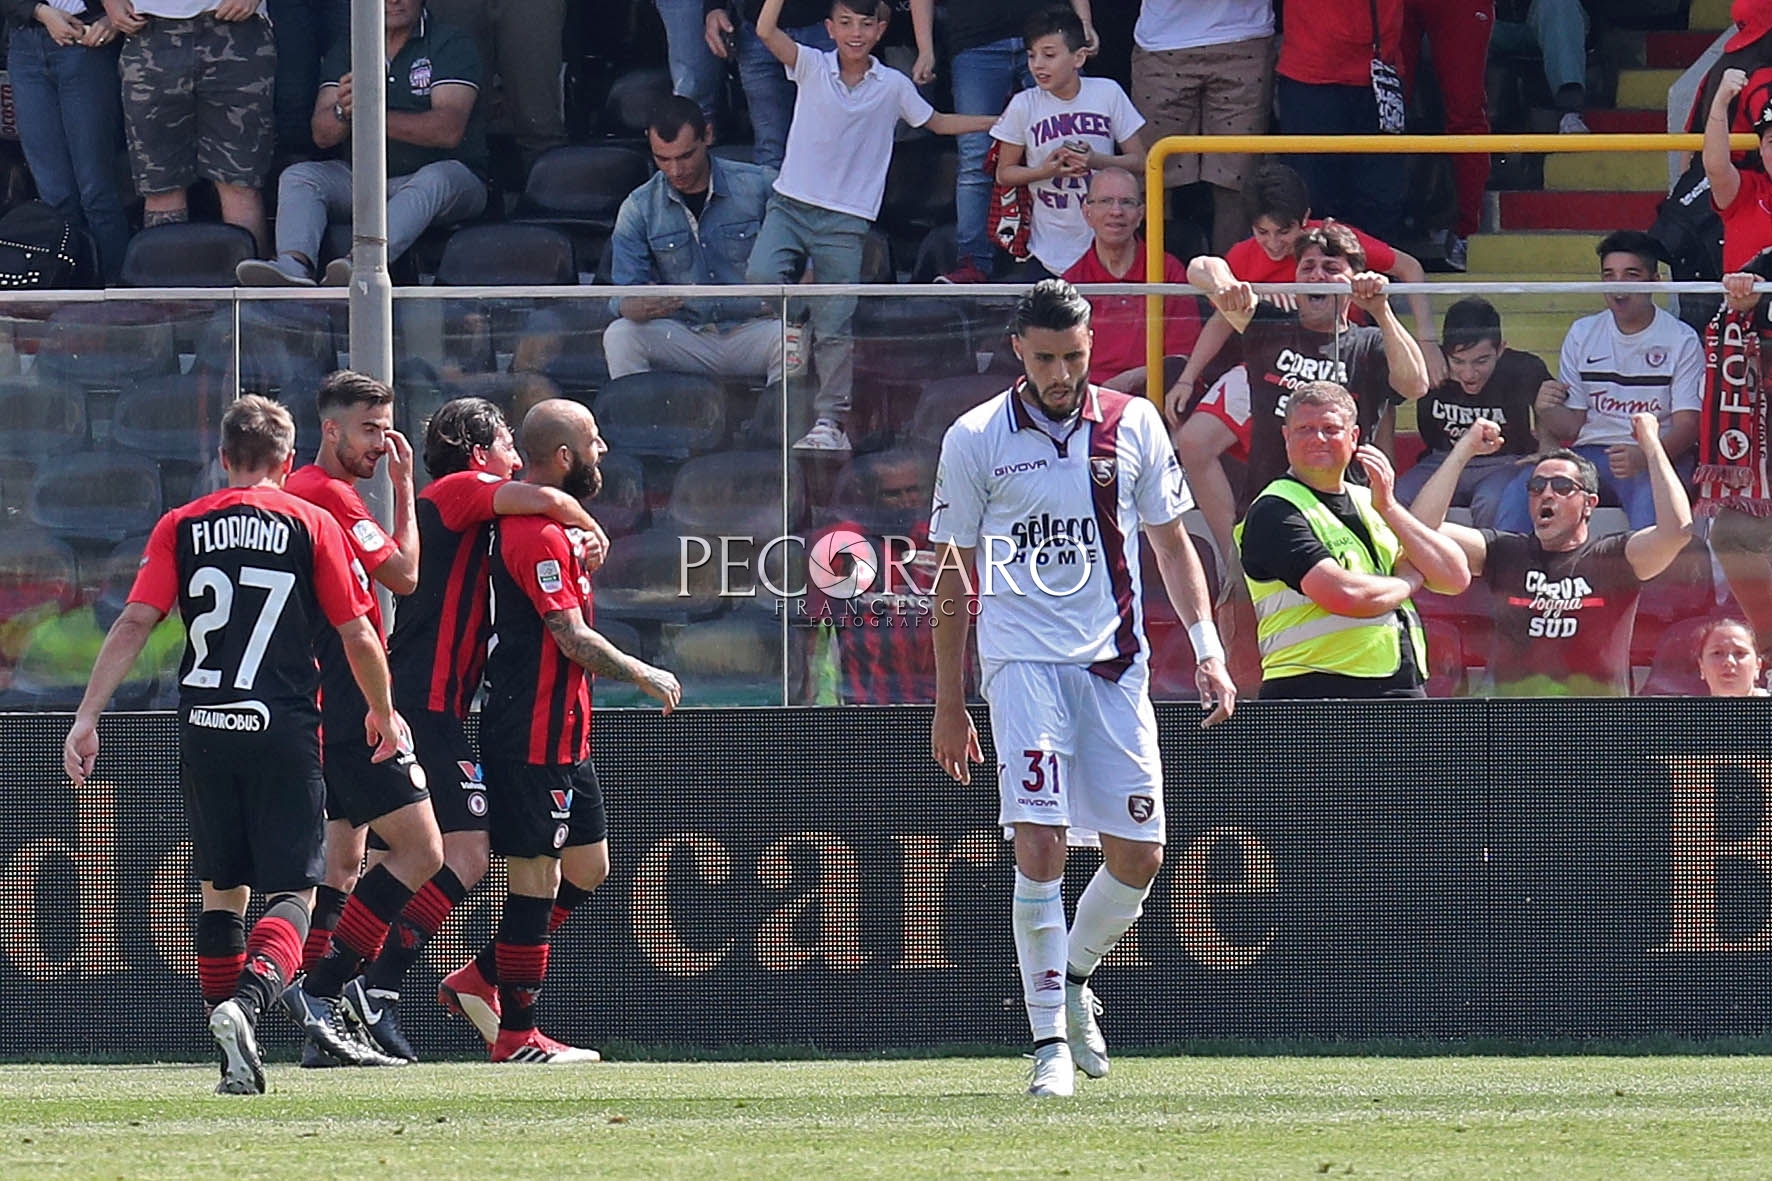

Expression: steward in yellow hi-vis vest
xmin=1233 ymin=381 xmax=1471 ymax=700
xmin=1237 ymin=477 xmax=1426 ymax=681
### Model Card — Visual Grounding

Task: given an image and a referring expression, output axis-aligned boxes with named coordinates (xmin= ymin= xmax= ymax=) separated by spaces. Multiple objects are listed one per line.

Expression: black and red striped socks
xmin=363 ymin=867 xmax=468 ymax=993
xmin=195 ymin=909 xmax=246 ymax=1010
xmin=474 ymin=878 xmax=595 ymax=986
xmin=302 ymin=884 xmax=349 ymax=972
xmin=305 ymin=865 xmax=413 ymax=999
xmin=494 ymin=893 xmax=554 ymax=1033
xmin=236 ymin=894 xmax=310 ymax=1021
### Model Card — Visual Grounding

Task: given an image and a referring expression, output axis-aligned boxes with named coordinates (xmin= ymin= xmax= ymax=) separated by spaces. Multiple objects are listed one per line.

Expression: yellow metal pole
xmin=1142 ymin=132 xmax=1758 ymax=409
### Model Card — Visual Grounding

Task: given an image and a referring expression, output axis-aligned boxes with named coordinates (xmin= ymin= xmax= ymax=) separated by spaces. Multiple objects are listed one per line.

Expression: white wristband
xmin=1188 ymin=620 xmax=1225 ymax=664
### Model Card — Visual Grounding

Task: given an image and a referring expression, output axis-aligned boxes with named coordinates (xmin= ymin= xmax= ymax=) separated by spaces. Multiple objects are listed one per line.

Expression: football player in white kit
xmin=929 ymin=280 xmax=1237 ymax=1097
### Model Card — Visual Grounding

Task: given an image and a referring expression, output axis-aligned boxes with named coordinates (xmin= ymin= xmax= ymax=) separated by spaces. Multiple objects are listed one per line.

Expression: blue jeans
xmin=949 ymin=36 xmax=1030 ymax=274
xmin=746 ymin=192 xmax=867 ymax=423
xmin=7 ymin=26 xmax=130 ymax=282
xmin=1492 ymin=444 xmax=1690 ymax=533
xmin=653 ymin=0 xmax=724 ymax=121
xmin=736 ymin=19 xmax=835 ymax=169
xmin=267 ymin=0 xmax=351 ymax=156
xmin=1274 ymin=75 xmax=1405 ymax=243
xmin=1490 ymin=0 xmax=1589 ymax=97
xmin=1395 ymin=451 xmax=1527 ymax=529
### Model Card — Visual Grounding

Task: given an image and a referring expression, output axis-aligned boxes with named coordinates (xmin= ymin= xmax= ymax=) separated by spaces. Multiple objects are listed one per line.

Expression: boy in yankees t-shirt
xmin=990 ymin=6 xmax=1148 ymax=280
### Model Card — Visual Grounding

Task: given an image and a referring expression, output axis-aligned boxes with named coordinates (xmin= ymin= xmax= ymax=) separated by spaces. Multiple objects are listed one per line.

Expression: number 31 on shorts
xmin=1020 ymin=749 xmax=1060 ymax=793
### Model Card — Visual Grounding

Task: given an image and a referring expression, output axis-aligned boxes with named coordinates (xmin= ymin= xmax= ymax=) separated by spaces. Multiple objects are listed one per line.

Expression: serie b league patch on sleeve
xmin=536 ymin=558 xmax=564 ymax=594
xmin=352 ymin=518 xmax=387 ymax=551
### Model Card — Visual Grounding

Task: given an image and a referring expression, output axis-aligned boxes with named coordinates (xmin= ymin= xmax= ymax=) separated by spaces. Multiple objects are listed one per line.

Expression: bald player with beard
xmin=439 ymin=399 xmax=682 ymax=1064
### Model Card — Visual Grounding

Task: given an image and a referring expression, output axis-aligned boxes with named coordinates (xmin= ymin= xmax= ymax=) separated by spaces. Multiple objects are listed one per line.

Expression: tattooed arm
xmin=542 ymin=607 xmax=681 ymax=711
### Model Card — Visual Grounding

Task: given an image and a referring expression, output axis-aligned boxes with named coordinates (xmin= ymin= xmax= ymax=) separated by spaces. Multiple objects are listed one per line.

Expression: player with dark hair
xmin=439 ymin=398 xmax=680 ymax=1063
xmin=63 ymin=395 xmax=408 ymax=1094
xmin=281 ymin=370 xmax=442 ymax=1067
xmin=930 ymin=279 xmax=1235 ymax=1097
xmin=341 ymin=397 xmax=608 ymax=1061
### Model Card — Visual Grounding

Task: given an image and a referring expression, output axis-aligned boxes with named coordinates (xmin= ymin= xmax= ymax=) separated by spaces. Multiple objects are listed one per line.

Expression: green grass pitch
xmin=7 ymin=1056 xmax=1772 ymax=1177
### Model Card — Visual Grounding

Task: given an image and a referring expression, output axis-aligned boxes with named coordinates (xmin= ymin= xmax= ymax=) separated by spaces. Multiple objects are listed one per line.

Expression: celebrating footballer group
xmin=64 ymin=379 xmax=678 ymax=1093
xmin=63 ymin=277 xmax=1234 ymax=1099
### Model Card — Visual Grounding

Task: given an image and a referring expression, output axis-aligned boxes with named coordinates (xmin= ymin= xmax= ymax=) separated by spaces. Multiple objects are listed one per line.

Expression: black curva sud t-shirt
xmin=1477 ymin=529 xmax=1641 ymax=697
xmin=1416 ymin=348 xmax=1550 ymax=457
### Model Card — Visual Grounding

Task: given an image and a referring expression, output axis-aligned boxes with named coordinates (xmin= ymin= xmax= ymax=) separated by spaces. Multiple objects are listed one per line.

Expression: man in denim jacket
xmin=605 ymin=94 xmax=784 ymax=385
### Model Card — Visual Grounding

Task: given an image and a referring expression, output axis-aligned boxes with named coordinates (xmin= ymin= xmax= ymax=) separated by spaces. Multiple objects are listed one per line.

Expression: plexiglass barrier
xmin=0 ymin=280 xmax=1755 ymax=708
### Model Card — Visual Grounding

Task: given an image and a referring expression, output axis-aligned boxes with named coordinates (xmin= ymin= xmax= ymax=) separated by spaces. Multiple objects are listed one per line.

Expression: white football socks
xmin=1012 ymin=870 xmax=1067 ymax=1042
xmin=1066 ymin=866 xmax=1150 ymax=979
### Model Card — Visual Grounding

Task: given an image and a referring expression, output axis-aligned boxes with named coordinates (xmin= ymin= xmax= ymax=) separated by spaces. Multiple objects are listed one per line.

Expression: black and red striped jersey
xmin=388 ymin=470 xmax=505 ymax=719
xmin=482 ymin=514 xmax=592 ymax=766
xmin=129 ymin=485 xmax=374 ymax=735
xmin=284 ymin=463 xmax=394 ymax=743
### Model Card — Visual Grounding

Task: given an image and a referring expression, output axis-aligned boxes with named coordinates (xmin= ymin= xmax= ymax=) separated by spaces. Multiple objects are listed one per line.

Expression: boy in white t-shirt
xmin=745 ymin=0 xmax=995 ymax=454
xmin=992 ymin=7 xmax=1149 ymax=279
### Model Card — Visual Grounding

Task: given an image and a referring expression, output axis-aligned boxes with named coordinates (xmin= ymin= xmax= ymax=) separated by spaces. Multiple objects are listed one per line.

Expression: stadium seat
xmin=905 ymin=373 xmax=1004 ymax=448
xmin=27 ymin=450 xmax=162 ymax=544
xmin=120 ymin=222 xmax=257 ymax=288
xmin=194 ymin=302 xmax=335 ymax=400
xmin=32 ymin=304 xmax=179 ymax=394
xmin=849 ymin=298 xmax=976 ymax=439
xmin=434 ymin=224 xmax=578 ymax=287
xmin=908 ymin=223 xmax=958 ymax=284
xmin=528 ymin=306 xmax=615 ymax=398
xmin=1639 ymin=616 xmax=1712 ymax=697
xmin=517 ymin=145 xmax=651 ymax=233
xmin=594 ymin=371 xmax=727 ymax=458
xmin=0 ymin=457 xmax=36 ymax=530
xmin=0 ymin=528 xmax=77 ymax=627
xmin=709 ymin=143 xmax=756 ymax=164
xmin=599 ymin=66 xmax=673 ymax=139
xmin=112 ymin=374 xmax=223 ymax=464
xmin=0 ymin=377 xmax=87 ymax=458
xmin=659 ymin=610 xmax=785 ymax=706
xmin=594 ymin=525 xmax=729 ymax=622
xmin=877 ymin=138 xmax=957 ymax=240
xmin=587 ymin=450 xmax=647 ymax=537
xmin=665 ymin=449 xmax=805 ymax=540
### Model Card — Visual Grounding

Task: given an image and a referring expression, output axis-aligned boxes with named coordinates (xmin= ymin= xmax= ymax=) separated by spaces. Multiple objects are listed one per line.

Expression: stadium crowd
xmin=32 ymin=0 xmax=1772 ymax=1098
xmin=1 ymin=0 xmax=1770 ymax=719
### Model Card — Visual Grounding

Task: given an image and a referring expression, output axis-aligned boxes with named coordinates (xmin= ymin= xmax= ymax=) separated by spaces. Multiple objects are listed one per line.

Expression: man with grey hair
xmin=1060 ymin=166 xmax=1202 ymax=396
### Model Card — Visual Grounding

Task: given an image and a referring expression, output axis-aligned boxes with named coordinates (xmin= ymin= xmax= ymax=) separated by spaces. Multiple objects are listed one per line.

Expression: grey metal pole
xmin=348 ymin=0 xmax=396 ymax=623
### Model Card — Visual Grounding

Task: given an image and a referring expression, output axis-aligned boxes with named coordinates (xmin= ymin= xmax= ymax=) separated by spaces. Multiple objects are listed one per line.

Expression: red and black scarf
xmin=1697 ymin=303 xmax=1772 ymax=516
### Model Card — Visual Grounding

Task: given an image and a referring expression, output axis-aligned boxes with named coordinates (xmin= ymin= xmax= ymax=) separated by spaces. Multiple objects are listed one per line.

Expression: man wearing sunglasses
xmin=1410 ymin=412 xmax=1693 ymax=696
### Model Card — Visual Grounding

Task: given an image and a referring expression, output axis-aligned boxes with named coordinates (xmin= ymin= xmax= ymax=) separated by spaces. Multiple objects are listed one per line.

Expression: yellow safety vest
xmin=1235 ymin=477 xmax=1427 ymax=682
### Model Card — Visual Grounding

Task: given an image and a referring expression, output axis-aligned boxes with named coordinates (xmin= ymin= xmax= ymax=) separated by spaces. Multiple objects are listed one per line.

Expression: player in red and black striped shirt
xmin=281 ymin=371 xmax=444 ymax=1067
xmin=441 ymin=398 xmax=680 ymax=1064
xmin=348 ymin=397 xmax=607 ymax=1060
xmin=62 ymin=395 xmax=407 ymax=1094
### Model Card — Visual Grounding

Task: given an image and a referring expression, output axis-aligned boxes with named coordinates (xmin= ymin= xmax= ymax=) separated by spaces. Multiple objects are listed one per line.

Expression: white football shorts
xmin=983 ymin=659 xmax=1165 ymax=846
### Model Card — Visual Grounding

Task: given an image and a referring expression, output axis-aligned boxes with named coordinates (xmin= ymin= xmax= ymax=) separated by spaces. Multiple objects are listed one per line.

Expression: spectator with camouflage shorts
xmin=236 ymin=0 xmax=486 ymax=286
xmin=106 ymin=0 xmax=276 ymax=249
